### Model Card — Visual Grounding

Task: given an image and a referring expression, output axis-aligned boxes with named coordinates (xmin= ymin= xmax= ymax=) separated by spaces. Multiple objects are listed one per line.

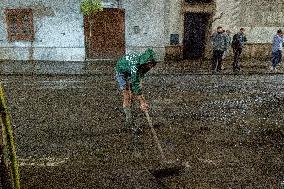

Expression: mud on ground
xmin=1 ymin=73 xmax=283 ymax=189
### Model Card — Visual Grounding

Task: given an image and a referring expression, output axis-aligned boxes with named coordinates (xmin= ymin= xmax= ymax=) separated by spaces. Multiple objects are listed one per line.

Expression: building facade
xmin=0 ymin=0 xmax=166 ymax=61
xmin=0 ymin=0 xmax=283 ymax=61
xmin=165 ymin=0 xmax=284 ymax=60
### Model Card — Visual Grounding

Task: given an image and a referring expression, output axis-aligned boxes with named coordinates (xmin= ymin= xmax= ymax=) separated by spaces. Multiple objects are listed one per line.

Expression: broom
xmin=144 ymin=112 xmax=184 ymax=178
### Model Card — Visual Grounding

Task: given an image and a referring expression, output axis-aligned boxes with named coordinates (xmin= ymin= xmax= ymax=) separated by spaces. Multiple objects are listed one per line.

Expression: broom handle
xmin=145 ymin=112 xmax=166 ymax=162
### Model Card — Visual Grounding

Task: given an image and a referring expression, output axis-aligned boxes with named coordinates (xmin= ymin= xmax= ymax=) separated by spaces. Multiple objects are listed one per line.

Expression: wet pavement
xmin=0 ymin=64 xmax=284 ymax=188
xmin=0 ymin=59 xmax=282 ymax=76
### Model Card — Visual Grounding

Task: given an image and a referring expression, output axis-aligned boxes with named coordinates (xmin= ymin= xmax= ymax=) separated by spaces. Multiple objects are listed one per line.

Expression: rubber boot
xmin=122 ymin=107 xmax=134 ymax=132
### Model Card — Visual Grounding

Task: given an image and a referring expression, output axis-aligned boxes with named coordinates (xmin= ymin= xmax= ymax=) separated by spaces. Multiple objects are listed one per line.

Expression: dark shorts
xmin=271 ymin=50 xmax=282 ymax=67
xmin=116 ymin=72 xmax=131 ymax=91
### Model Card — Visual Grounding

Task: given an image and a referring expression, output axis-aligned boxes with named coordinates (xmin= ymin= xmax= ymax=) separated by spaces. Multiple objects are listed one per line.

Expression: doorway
xmin=84 ymin=8 xmax=125 ymax=59
xmin=183 ymin=12 xmax=210 ymax=59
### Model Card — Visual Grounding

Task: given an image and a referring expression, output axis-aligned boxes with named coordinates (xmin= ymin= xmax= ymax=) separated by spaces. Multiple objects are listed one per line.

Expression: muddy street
xmin=1 ymin=73 xmax=283 ymax=189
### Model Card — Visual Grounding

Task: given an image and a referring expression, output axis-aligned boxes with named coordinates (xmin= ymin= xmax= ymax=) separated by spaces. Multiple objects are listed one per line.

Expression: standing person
xmin=115 ymin=48 xmax=157 ymax=133
xmin=211 ymin=26 xmax=228 ymax=73
xmin=222 ymin=30 xmax=232 ymax=60
xmin=231 ymin=28 xmax=247 ymax=71
xmin=270 ymin=29 xmax=284 ymax=72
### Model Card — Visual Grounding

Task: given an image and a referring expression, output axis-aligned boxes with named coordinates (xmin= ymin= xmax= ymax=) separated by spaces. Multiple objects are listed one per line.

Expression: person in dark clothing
xmin=211 ymin=26 xmax=228 ymax=73
xmin=231 ymin=28 xmax=247 ymax=71
xmin=222 ymin=30 xmax=232 ymax=60
xmin=270 ymin=29 xmax=284 ymax=72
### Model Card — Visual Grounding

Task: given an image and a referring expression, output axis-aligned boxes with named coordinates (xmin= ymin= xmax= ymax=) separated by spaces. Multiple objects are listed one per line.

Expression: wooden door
xmin=84 ymin=8 xmax=125 ymax=59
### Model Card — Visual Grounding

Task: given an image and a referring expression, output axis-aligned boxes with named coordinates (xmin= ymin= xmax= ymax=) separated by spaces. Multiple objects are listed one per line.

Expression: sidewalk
xmin=155 ymin=59 xmax=283 ymax=75
xmin=0 ymin=59 xmax=282 ymax=76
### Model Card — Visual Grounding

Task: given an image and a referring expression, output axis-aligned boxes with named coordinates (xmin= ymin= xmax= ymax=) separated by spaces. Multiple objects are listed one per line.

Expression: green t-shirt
xmin=115 ymin=48 xmax=157 ymax=95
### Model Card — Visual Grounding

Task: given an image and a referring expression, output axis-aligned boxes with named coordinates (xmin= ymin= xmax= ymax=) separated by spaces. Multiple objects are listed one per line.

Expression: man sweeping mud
xmin=115 ymin=49 xmax=184 ymax=176
xmin=115 ymin=48 xmax=157 ymax=133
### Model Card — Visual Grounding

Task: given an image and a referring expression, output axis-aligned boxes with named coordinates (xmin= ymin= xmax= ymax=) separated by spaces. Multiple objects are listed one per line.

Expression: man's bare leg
xmin=123 ymin=89 xmax=133 ymax=129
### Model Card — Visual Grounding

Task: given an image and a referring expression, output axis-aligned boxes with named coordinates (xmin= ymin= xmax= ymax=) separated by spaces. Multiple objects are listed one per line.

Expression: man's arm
xmin=224 ymin=35 xmax=228 ymax=50
xmin=131 ymin=75 xmax=149 ymax=112
xmin=135 ymin=94 xmax=145 ymax=103
xmin=134 ymin=94 xmax=149 ymax=112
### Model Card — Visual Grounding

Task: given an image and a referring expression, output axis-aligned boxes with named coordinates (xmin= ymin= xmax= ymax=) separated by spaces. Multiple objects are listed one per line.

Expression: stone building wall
xmin=122 ymin=0 xmax=166 ymax=60
xmin=165 ymin=0 xmax=284 ymax=60
xmin=0 ymin=0 xmax=166 ymax=61
xmin=212 ymin=0 xmax=284 ymax=59
xmin=1 ymin=0 xmax=283 ymax=61
xmin=0 ymin=0 xmax=85 ymax=61
xmin=164 ymin=0 xmax=216 ymax=60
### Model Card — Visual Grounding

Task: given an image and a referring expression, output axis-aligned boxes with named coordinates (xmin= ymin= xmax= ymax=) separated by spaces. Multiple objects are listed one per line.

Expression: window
xmin=5 ymin=8 xmax=34 ymax=41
